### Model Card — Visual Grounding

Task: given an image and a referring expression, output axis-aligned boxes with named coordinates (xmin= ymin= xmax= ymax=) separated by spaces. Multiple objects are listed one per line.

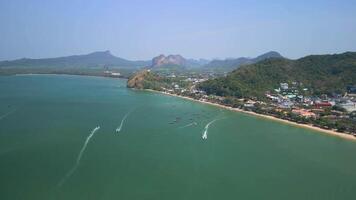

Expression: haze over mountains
xmin=148 ymin=51 xmax=283 ymax=70
xmin=1 ymin=48 xmax=355 ymax=98
xmin=0 ymin=50 xmax=283 ymax=71
xmin=204 ymin=51 xmax=283 ymax=71
xmin=151 ymin=55 xmax=187 ymax=68
xmin=150 ymin=54 xmax=210 ymax=68
xmin=0 ymin=51 xmax=150 ymax=69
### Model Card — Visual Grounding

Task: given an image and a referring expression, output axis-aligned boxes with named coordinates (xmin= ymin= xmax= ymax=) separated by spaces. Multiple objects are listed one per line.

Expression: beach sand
xmin=146 ymin=89 xmax=356 ymax=142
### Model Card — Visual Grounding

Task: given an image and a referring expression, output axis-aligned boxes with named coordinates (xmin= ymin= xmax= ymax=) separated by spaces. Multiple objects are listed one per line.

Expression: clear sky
xmin=0 ymin=0 xmax=356 ymax=61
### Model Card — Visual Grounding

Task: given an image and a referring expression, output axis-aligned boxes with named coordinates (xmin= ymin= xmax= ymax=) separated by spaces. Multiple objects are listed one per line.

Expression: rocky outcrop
xmin=127 ymin=70 xmax=150 ymax=89
xmin=151 ymin=54 xmax=186 ymax=67
xmin=127 ymin=69 xmax=164 ymax=90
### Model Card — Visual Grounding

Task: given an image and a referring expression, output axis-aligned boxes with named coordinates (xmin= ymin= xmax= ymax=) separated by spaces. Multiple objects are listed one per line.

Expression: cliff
xmin=127 ymin=70 xmax=166 ymax=90
xmin=151 ymin=54 xmax=186 ymax=67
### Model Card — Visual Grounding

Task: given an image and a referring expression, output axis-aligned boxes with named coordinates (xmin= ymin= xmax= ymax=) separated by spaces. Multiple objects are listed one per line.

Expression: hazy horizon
xmin=1 ymin=0 xmax=356 ymax=61
xmin=2 ymin=49 xmax=356 ymax=63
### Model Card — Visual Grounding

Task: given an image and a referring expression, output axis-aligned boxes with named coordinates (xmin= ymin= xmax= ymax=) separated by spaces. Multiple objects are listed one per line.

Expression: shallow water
xmin=0 ymin=75 xmax=355 ymax=200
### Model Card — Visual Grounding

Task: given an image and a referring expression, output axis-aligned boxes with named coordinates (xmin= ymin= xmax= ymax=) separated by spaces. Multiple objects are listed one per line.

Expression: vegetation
xmin=204 ymin=51 xmax=283 ymax=72
xmin=127 ymin=70 xmax=170 ymax=90
xmin=198 ymin=52 xmax=356 ymax=98
xmin=0 ymin=51 xmax=149 ymax=77
xmin=0 ymin=51 xmax=149 ymax=69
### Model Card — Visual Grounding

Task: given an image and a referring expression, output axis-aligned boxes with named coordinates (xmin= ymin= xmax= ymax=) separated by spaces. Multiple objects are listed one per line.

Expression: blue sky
xmin=0 ymin=0 xmax=355 ymax=60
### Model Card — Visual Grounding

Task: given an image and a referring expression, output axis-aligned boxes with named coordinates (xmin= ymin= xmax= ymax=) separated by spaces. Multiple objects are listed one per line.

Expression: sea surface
xmin=0 ymin=74 xmax=356 ymax=200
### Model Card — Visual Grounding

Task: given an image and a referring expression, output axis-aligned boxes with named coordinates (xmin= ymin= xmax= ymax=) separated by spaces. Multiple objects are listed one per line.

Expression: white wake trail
xmin=57 ymin=126 xmax=100 ymax=187
xmin=202 ymin=119 xmax=222 ymax=140
xmin=179 ymin=122 xmax=197 ymax=129
xmin=0 ymin=109 xmax=17 ymax=121
xmin=115 ymin=111 xmax=132 ymax=133
xmin=76 ymin=126 xmax=100 ymax=164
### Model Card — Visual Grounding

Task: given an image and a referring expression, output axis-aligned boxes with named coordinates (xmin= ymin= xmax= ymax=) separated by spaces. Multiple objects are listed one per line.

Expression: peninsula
xmin=127 ymin=52 xmax=356 ymax=140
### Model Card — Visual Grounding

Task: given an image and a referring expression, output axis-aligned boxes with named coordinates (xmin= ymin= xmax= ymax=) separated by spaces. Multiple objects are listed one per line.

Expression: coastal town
xmin=3 ymin=0 xmax=356 ymax=199
xmin=145 ymin=72 xmax=356 ymax=136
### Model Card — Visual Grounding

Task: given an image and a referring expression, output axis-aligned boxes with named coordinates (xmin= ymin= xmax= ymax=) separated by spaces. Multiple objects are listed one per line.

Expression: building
xmin=347 ymin=86 xmax=356 ymax=94
xmin=285 ymin=94 xmax=297 ymax=99
xmin=340 ymin=101 xmax=356 ymax=112
xmin=244 ymin=100 xmax=256 ymax=108
xmin=292 ymin=109 xmax=317 ymax=118
xmin=314 ymin=102 xmax=332 ymax=108
xmin=167 ymin=74 xmax=176 ymax=78
xmin=278 ymin=100 xmax=294 ymax=108
xmin=266 ymin=94 xmax=279 ymax=101
xmin=104 ymin=71 xmax=121 ymax=77
xmin=280 ymin=83 xmax=289 ymax=90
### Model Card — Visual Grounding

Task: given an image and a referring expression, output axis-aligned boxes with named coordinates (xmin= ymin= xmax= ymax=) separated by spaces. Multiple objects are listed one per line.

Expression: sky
xmin=0 ymin=0 xmax=356 ymax=61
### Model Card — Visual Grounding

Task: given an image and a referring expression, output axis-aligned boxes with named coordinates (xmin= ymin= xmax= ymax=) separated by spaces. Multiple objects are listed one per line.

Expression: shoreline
xmin=11 ymin=73 xmax=128 ymax=80
xmin=146 ymin=89 xmax=356 ymax=142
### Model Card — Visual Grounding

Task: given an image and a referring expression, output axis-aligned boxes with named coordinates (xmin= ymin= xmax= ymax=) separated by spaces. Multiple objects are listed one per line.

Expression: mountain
xmin=253 ymin=51 xmax=283 ymax=62
xmin=151 ymin=54 xmax=187 ymax=68
xmin=0 ymin=51 xmax=150 ymax=69
xmin=198 ymin=52 xmax=356 ymax=98
xmin=150 ymin=54 xmax=210 ymax=68
xmin=203 ymin=51 xmax=283 ymax=71
xmin=186 ymin=58 xmax=210 ymax=68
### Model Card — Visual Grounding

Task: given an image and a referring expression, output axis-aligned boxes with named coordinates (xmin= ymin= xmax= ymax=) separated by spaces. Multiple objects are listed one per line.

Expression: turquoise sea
xmin=0 ymin=74 xmax=356 ymax=200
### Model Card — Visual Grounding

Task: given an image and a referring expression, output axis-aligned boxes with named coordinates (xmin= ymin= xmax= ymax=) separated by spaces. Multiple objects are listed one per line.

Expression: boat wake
xmin=115 ymin=111 xmax=132 ymax=133
xmin=57 ymin=126 xmax=100 ymax=187
xmin=0 ymin=109 xmax=17 ymax=121
xmin=202 ymin=119 xmax=223 ymax=140
xmin=179 ymin=122 xmax=197 ymax=129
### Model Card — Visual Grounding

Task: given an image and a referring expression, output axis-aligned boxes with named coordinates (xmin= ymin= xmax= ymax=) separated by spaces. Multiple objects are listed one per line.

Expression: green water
xmin=0 ymin=75 xmax=356 ymax=200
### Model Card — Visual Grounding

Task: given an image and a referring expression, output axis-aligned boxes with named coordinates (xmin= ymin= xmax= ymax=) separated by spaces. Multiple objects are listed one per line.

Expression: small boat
xmin=202 ymin=132 xmax=207 ymax=140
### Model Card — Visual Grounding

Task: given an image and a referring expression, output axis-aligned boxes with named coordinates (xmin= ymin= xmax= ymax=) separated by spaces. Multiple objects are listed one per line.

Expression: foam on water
xmin=202 ymin=119 xmax=222 ymax=140
xmin=179 ymin=122 xmax=198 ymax=129
xmin=57 ymin=126 xmax=100 ymax=187
xmin=115 ymin=111 xmax=131 ymax=133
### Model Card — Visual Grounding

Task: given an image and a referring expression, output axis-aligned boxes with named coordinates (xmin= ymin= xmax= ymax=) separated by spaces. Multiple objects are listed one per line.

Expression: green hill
xmin=203 ymin=51 xmax=283 ymax=72
xmin=0 ymin=51 xmax=150 ymax=76
xmin=0 ymin=50 xmax=150 ymax=69
xmin=198 ymin=52 xmax=356 ymax=98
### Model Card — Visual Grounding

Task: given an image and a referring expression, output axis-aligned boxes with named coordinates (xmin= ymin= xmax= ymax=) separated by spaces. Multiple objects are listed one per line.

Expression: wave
xmin=179 ymin=122 xmax=197 ymax=129
xmin=57 ymin=126 xmax=100 ymax=187
xmin=202 ymin=119 xmax=223 ymax=140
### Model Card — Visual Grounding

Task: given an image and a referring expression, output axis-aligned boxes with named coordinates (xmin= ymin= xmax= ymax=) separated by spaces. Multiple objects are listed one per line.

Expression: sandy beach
xmin=146 ymin=89 xmax=356 ymax=142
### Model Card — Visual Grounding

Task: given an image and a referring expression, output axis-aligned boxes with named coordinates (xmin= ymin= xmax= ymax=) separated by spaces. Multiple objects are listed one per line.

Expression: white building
xmin=280 ymin=83 xmax=289 ymax=90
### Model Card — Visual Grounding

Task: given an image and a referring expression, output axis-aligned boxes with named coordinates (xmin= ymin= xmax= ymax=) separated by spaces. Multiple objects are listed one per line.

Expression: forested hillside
xmin=198 ymin=52 xmax=356 ymax=98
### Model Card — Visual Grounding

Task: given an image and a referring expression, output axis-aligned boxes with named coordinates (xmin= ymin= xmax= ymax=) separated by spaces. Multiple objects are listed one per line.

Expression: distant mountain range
xmin=149 ymin=54 xmax=210 ymax=68
xmin=0 ymin=51 xmax=150 ymax=69
xmin=0 ymin=50 xmax=284 ymax=75
xmin=151 ymin=54 xmax=187 ymax=68
xmin=204 ymin=51 xmax=283 ymax=71
xmin=148 ymin=51 xmax=282 ymax=70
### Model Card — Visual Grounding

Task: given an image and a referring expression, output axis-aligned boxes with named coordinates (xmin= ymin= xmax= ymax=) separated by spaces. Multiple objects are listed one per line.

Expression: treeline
xmin=198 ymin=52 xmax=356 ymax=98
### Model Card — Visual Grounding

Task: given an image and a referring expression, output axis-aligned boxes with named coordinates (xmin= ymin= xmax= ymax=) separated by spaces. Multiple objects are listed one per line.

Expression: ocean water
xmin=0 ymin=74 xmax=355 ymax=200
